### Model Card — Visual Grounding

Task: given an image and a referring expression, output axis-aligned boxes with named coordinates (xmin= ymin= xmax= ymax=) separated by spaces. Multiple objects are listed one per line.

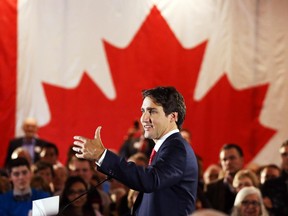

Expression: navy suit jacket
xmin=99 ymin=132 xmax=198 ymax=216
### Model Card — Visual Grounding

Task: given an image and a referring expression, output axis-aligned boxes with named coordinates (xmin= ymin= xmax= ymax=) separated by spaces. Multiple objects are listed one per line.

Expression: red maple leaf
xmin=38 ymin=6 xmax=276 ymax=168
xmin=186 ymin=75 xmax=276 ymax=168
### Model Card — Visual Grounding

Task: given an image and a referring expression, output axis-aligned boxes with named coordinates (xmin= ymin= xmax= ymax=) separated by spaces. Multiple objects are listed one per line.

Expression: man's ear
xmin=170 ymin=112 xmax=178 ymax=122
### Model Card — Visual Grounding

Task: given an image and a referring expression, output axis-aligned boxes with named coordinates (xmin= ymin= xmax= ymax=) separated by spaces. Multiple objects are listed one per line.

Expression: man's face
xmin=280 ymin=146 xmax=288 ymax=172
xmin=73 ymin=160 xmax=93 ymax=185
xmin=22 ymin=120 xmax=38 ymax=138
xmin=220 ymin=148 xmax=243 ymax=175
xmin=260 ymin=167 xmax=280 ymax=184
xmin=140 ymin=97 xmax=177 ymax=140
xmin=37 ymin=167 xmax=53 ymax=184
xmin=10 ymin=165 xmax=32 ymax=192
xmin=40 ymin=147 xmax=58 ymax=165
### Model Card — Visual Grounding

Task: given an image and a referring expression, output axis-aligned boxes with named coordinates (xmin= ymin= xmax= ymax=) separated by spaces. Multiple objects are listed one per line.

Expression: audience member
xmin=119 ymin=134 xmax=154 ymax=160
xmin=203 ymin=164 xmax=223 ymax=186
xmin=232 ymin=169 xmax=259 ymax=193
xmin=190 ymin=209 xmax=228 ymax=216
xmin=180 ymin=128 xmax=192 ymax=145
xmin=11 ymin=147 xmax=33 ymax=165
xmin=0 ymin=169 xmax=11 ymax=194
xmin=259 ymin=164 xmax=281 ymax=185
xmin=231 ymin=186 xmax=269 ymax=216
xmin=59 ymin=176 xmax=98 ymax=216
xmin=0 ymin=158 xmax=50 ymax=216
xmin=261 ymin=140 xmax=288 ymax=215
xmin=118 ymin=120 xmax=143 ymax=159
xmin=30 ymin=175 xmax=51 ymax=194
xmin=32 ymin=160 xmax=55 ymax=194
xmin=205 ymin=143 xmax=244 ymax=214
xmin=68 ymin=156 xmax=106 ymax=215
xmin=39 ymin=142 xmax=62 ymax=166
xmin=4 ymin=118 xmax=48 ymax=167
xmin=53 ymin=164 xmax=69 ymax=195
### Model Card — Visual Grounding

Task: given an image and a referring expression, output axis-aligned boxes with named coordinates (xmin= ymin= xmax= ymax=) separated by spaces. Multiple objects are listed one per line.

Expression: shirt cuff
xmin=95 ymin=149 xmax=107 ymax=166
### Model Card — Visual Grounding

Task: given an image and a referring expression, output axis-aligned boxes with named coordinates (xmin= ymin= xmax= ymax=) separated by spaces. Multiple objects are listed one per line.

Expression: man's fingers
xmin=73 ymin=140 xmax=84 ymax=148
xmin=94 ymin=126 xmax=102 ymax=141
xmin=72 ymin=146 xmax=82 ymax=153
xmin=73 ymin=136 xmax=86 ymax=142
xmin=75 ymin=153 xmax=84 ymax=159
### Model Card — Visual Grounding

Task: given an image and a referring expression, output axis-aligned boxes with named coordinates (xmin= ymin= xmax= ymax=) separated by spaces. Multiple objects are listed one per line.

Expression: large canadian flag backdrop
xmin=1 ymin=0 xmax=288 ymax=168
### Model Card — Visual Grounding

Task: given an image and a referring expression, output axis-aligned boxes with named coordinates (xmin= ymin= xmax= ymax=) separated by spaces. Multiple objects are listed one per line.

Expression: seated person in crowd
xmin=68 ymin=156 xmax=106 ymax=215
xmin=32 ymin=161 xmax=55 ymax=195
xmin=0 ymin=169 xmax=11 ymax=194
xmin=232 ymin=169 xmax=259 ymax=193
xmin=0 ymin=158 xmax=50 ymax=216
xmin=203 ymin=164 xmax=223 ymax=186
xmin=39 ymin=141 xmax=63 ymax=166
xmin=59 ymin=176 xmax=97 ymax=216
xmin=231 ymin=186 xmax=269 ymax=216
xmin=53 ymin=164 xmax=69 ymax=195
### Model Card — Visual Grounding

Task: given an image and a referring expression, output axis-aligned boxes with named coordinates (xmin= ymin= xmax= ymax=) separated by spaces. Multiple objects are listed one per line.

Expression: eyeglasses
xmin=67 ymin=189 xmax=86 ymax=196
xmin=241 ymin=200 xmax=260 ymax=207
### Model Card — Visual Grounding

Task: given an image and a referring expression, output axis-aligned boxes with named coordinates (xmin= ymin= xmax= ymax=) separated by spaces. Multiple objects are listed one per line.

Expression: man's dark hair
xmin=34 ymin=161 xmax=55 ymax=177
xmin=142 ymin=86 xmax=186 ymax=129
xmin=221 ymin=143 xmax=244 ymax=157
xmin=42 ymin=142 xmax=59 ymax=156
xmin=7 ymin=157 xmax=30 ymax=174
xmin=280 ymin=140 xmax=288 ymax=148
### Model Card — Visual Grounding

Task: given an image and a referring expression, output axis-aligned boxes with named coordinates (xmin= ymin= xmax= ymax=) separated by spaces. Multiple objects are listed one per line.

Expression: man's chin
xmin=144 ymin=132 xmax=154 ymax=140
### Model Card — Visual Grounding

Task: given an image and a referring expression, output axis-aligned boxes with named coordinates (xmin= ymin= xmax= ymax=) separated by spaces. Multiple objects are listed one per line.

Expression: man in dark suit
xmin=73 ymin=86 xmax=198 ymax=216
xmin=4 ymin=118 xmax=47 ymax=167
xmin=261 ymin=140 xmax=288 ymax=215
xmin=205 ymin=143 xmax=244 ymax=214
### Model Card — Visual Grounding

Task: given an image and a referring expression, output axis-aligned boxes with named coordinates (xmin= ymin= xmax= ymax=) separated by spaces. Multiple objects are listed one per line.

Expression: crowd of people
xmin=0 ymin=93 xmax=288 ymax=215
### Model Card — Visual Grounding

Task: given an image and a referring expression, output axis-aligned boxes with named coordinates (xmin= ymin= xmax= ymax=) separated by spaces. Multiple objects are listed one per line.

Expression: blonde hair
xmin=232 ymin=169 xmax=259 ymax=188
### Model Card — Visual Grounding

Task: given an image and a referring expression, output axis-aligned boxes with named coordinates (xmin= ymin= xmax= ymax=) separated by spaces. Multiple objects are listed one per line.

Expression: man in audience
xmin=39 ymin=142 xmax=62 ymax=166
xmin=205 ymin=143 xmax=244 ymax=214
xmin=259 ymin=164 xmax=281 ymax=185
xmin=0 ymin=158 xmax=50 ymax=216
xmin=4 ymin=117 xmax=48 ymax=167
xmin=33 ymin=160 xmax=55 ymax=195
xmin=261 ymin=140 xmax=288 ymax=215
xmin=53 ymin=164 xmax=68 ymax=195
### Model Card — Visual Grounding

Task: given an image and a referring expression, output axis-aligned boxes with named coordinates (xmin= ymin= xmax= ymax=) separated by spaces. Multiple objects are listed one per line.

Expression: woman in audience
xmin=59 ymin=176 xmax=98 ymax=216
xmin=231 ymin=186 xmax=269 ymax=216
xmin=232 ymin=169 xmax=259 ymax=193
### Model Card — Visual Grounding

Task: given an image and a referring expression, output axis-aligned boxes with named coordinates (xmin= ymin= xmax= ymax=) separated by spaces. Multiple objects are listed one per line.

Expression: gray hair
xmin=231 ymin=186 xmax=269 ymax=216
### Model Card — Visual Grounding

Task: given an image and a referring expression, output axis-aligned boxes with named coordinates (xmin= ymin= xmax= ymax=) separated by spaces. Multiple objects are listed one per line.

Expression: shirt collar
xmin=154 ymin=129 xmax=179 ymax=152
xmin=13 ymin=187 xmax=32 ymax=196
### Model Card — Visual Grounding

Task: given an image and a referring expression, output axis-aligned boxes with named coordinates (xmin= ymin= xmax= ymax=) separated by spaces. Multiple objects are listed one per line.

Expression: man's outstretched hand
xmin=73 ymin=126 xmax=106 ymax=161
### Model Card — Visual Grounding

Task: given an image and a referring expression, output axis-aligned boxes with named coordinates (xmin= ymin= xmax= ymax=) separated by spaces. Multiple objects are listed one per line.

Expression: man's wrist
xmin=96 ymin=149 xmax=107 ymax=166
